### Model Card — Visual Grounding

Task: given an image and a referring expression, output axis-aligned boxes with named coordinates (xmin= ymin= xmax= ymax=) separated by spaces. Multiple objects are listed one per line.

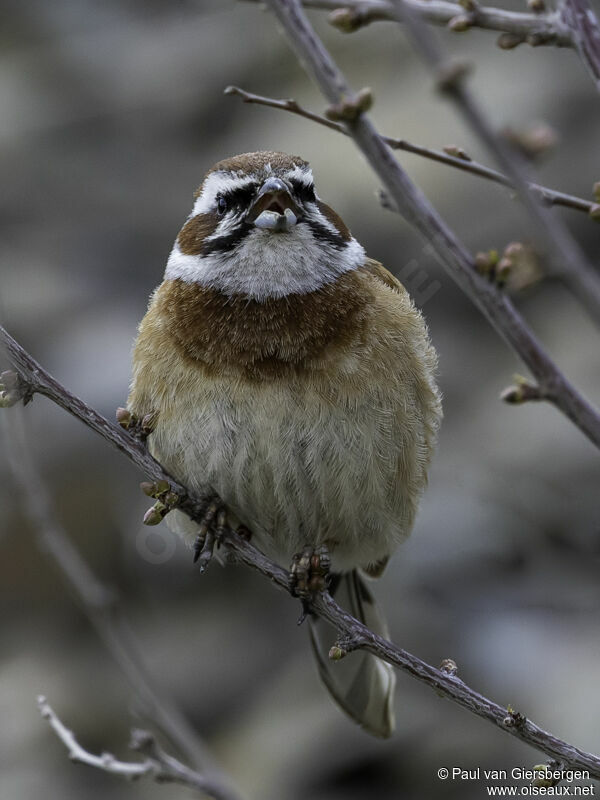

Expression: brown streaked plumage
xmin=316 ymin=200 xmax=352 ymax=242
xmin=127 ymin=151 xmax=442 ymax=739
xmin=205 ymin=150 xmax=308 ymax=179
xmin=152 ymin=267 xmax=374 ymax=380
xmin=178 ymin=214 xmax=219 ymax=255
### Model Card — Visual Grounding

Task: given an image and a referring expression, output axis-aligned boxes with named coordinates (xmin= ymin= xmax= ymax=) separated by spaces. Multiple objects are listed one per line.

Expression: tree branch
xmin=247 ymin=1 xmax=600 ymax=447
xmin=241 ymin=0 xmax=573 ymax=48
xmin=3 ymin=328 xmax=600 ymax=776
xmin=381 ymin=0 xmax=600 ymax=324
xmin=38 ymin=697 xmax=234 ymax=799
xmin=560 ymin=0 xmax=600 ymax=91
xmin=225 ymin=85 xmax=597 ymax=216
xmin=0 ymin=408 xmax=242 ymax=799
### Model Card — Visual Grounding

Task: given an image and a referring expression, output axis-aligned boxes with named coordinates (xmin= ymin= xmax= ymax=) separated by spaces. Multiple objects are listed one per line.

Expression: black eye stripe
xmin=303 ymin=219 xmax=347 ymax=250
xmin=288 ymin=179 xmax=315 ymax=202
xmin=219 ymin=184 xmax=257 ymax=209
xmin=200 ymin=222 xmax=253 ymax=256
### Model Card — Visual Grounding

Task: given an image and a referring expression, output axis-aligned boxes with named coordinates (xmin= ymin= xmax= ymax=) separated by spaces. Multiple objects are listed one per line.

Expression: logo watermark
xmin=437 ymin=766 xmax=595 ymax=796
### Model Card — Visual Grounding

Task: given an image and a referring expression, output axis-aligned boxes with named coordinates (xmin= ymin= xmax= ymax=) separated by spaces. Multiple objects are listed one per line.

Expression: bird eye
xmin=216 ymin=196 xmax=228 ymax=216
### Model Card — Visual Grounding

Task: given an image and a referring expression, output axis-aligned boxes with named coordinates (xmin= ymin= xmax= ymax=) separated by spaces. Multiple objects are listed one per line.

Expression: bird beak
xmin=248 ymin=177 xmax=300 ymax=232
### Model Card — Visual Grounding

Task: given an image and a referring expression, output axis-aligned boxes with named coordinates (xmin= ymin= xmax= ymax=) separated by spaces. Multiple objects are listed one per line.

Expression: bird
xmin=127 ymin=151 xmax=442 ymax=738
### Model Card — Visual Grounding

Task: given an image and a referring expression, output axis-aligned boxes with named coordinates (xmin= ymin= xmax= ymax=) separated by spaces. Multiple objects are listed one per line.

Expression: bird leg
xmin=289 ymin=544 xmax=331 ymax=600
xmin=193 ymin=504 xmax=229 ymax=573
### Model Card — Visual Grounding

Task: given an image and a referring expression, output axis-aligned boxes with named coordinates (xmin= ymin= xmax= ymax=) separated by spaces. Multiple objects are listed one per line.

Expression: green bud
xmin=443 ymin=144 xmax=471 ymax=161
xmin=116 ymin=407 xmax=132 ymax=429
xmin=143 ymin=501 xmax=167 ymax=526
xmin=497 ymin=32 xmax=525 ymax=49
xmin=589 ymin=203 xmax=600 ymax=221
xmin=328 ymin=645 xmax=347 ymax=660
xmin=328 ymin=8 xmax=362 ymax=33
xmin=448 ymin=14 xmax=472 ymax=32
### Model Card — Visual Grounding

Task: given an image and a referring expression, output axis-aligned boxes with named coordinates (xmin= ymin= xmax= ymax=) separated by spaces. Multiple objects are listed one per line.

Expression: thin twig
xmin=225 ymin=85 xmax=596 ymax=215
xmin=267 ymin=0 xmax=600 ymax=321
xmin=38 ymin=697 xmax=233 ymax=799
xmin=253 ymin=1 xmax=600 ymax=447
xmin=0 ymin=408 xmax=242 ymax=800
xmin=2 ymin=330 xmax=600 ymax=775
xmin=241 ymin=0 xmax=573 ymax=47
xmin=383 ymin=0 xmax=600 ymax=326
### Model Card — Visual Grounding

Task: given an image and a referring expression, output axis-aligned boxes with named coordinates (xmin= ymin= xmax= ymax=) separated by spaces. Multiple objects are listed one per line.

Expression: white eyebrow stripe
xmin=192 ymin=172 xmax=257 ymax=215
xmin=285 ymin=165 xmax=314 ymax=186
xmin=192 ymin=164 xmax=314 ymax=216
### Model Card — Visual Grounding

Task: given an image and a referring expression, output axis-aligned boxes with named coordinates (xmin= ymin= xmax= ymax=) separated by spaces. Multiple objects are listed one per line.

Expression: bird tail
xmin=308 ymin=570 xmax=396 ymax=738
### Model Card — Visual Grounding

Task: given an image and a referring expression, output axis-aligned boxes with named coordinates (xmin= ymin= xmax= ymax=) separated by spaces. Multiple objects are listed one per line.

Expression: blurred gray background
xmin=1 ymin=1 xmax=599 ymax=798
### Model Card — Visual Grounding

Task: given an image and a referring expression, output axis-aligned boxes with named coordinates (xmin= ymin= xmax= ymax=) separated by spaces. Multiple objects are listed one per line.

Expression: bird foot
xmin=289 ymin=544 xmax=331 ymax=601
xmin=192 ymin=502 xmax=228 ymax=573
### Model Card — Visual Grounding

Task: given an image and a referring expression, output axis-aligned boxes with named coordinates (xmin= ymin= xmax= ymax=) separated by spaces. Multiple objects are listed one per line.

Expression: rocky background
xmin=1 ymin=1 xmax=599 ymax=798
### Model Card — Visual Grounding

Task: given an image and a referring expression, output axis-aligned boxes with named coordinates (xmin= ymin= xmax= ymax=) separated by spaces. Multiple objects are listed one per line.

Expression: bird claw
xmin=289 ymin=544 xmax=331 ymax=602
xmin=193 ymin=503 xmax=228 ymax=573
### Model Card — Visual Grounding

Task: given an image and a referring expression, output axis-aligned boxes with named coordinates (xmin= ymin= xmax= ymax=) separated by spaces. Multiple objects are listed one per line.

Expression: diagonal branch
xmin=38 ymin=697 xmax=233 ymax=799
xmin=3 ymin=327 xmax=600 ymax=775
xmin=250 ymin=1 xmax=600 ymax=448
xmin=560 ymin=0 xmax=600 ymax=91
xmin=380 ymin=0 xmax=600 ymax=323
xmin=225 ymin=85 xmax=597 ymax=215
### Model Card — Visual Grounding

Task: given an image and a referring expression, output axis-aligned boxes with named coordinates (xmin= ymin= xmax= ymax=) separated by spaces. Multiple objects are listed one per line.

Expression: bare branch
xmin=247 ymin=2 xmax=600 ymax=319
xmin=246 ymin=2 xmax=600 ymax=447
xmin=561 ymin=0 xmax=600 ymax=91
xmin=241 ymin=0 xmax=573 ymax=47
xmin=38 ymin=697 xmax=234 ymax=799
xmin=380 ymin=0 xmax=600 ymax=325
xmin=0 ymin=408 xmax=241 ymax=799
xmin=225 ymin=85 xmax=596 ymax=215
xmin=3 ymin=329 xmax=600 ymax=775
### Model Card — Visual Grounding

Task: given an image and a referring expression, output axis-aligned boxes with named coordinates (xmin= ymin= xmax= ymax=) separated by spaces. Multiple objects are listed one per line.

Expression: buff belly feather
xmin=148 ymin=374 xmax=423 ymax=572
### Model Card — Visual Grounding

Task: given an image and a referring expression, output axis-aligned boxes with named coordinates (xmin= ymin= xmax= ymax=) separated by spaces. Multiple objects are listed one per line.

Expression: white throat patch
xmin=164 ymin=226 xmax=365 ymax=300
xmin=165 ymin=165 xmax=365 ymax=300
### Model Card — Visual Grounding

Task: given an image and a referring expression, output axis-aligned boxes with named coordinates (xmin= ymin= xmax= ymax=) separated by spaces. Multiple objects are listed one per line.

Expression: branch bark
xmin=3 ymin=328 xmax=600 ymax=776
xmin=561 ymin=0 xmax=600 ymax=91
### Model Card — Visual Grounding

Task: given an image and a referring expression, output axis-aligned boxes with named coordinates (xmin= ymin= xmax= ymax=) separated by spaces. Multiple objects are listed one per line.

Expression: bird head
xmin=165 ymin=151 xmax=365 ymax=300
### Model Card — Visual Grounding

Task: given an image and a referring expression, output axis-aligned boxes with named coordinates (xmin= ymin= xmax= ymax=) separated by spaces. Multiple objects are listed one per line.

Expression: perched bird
xmin=127 ymin=151 xmax=442 ymax=738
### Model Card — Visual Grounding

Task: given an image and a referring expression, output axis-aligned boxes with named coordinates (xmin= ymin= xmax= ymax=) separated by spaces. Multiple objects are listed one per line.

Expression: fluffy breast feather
xmin=128 ymin=262 xmax=441 ymax=571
